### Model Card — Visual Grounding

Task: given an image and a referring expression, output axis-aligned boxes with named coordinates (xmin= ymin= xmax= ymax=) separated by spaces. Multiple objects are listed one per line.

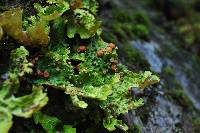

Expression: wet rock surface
xmin=100 ymin=0 xmax=200 ymax=132
xmin=131 ymin=41 xmax=163 ymax=73
xmin=131 ymin=39 xmax=200 ymax=110
xmin=143 ymin=95 xmax=182 ymax=133
xmin=129 ymin=30 xmax=200 ymax=132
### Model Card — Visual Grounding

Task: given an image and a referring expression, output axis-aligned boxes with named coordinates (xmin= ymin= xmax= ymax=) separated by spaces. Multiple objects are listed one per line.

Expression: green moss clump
xmin=176 ymin=19 xmax=197 ymax=46
xmin=123 ymin=44 xmax=150 ymax=71
xmin=165 ymin=79 xmax=195 ymax=111
xmin=132 ymin=24 xmax=149 ymax=40
xmin=193 ymin=118 xmax=200 ymax=132
xmin=101 ymin=8 xmax=151 ymax=42
xmin=171 ymin=88 xmax=194 ymax=110
xmin=129 ymin=124 xmax=142 ymax=133
xmin=163 ymin=66 xmax=173 ymax=76
xmin=191 ymin=55 xmax=200 ymax=71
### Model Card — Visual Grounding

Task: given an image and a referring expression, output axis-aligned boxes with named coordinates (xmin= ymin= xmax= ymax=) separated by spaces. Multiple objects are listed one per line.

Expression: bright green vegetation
xmin=33 ymin=111 xmax=76 ymax=133
xmin=0 ymin=0 xmax=159 ymax=132
xmin=0 ymin=46 xmax=48 ymax=133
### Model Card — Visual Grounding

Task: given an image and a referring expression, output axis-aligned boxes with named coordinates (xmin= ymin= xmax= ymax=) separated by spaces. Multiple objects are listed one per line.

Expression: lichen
xmin=0 ymin=47 xmax=48 ymax=133
xmin=33 ymin=111 xmax=76 ymax=133
xmin=0 ymin=0 xmax=70 ymax=47
xmin=67 ymin=8 xmax=101 ymax=39
xmin=0 ymin=0 xmax=160 ymax=132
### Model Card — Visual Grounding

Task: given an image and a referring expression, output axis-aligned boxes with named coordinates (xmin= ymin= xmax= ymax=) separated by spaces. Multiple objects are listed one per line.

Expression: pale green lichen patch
xmin=0 ymin=0 xmax=160 ymax=132
xmin=34 ymin=36 xmax=159 ymax=131
xmin=67 ymin=8 xmax=101 ymax=39
xmin=0 ymin=47 xmax=48 ymax=133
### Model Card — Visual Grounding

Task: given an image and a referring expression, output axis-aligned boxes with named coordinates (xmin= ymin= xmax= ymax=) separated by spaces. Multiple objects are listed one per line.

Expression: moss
xmin=132 ymin=24 xmax=149 ymax=40
xmin=162 ymin=44 xmax=175 ymax=58
xmin=101 ymin=30 xmax=118 ymax=44
xmin=101 ymin=7 xmax=151 ymax=42
xmin=191 ymin=54 xmax=200 ymax=71
xmin=129 ymin=124 xmax=142 ymax=133
xmin=132 ymin=11 xmax=150 ymax=26
xmin=169 ymin=86 xmax=194 ymax=111
xmin=146 ymin=0 xmax=190 ymax=20
xmin=176 ymin=20 xmax=196 ymax=46
xmin=193 ymin=118 xmax=200 ymax=132
xmin=163 ymin=66 xmax=173 ymax=76
xmin=163 ymin=72 xmax=195 ymax=111
xmin=123 ymin=43 xmax=150 ymax=71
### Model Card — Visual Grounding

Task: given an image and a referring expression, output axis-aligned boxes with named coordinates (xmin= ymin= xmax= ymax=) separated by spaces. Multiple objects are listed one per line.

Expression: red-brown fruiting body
xmin=96 ymin=49 xmax=104 ymax=57
xmin=111 ymin=64 xmax=117 ymax=72
xmin=37 ymin=70 xmax=43 ymax=76
xmin=108 ymin=43 xmax=116 ymax=49
xmin=77 ymin=46 xmax=87 ymax=52
xmin=31 ymin=59 xmax=36 ymax=65
xmin=43 ymin=71 xmax=50 ymax=78
xmin=107 ymin=47 xmax=113 ymax=53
